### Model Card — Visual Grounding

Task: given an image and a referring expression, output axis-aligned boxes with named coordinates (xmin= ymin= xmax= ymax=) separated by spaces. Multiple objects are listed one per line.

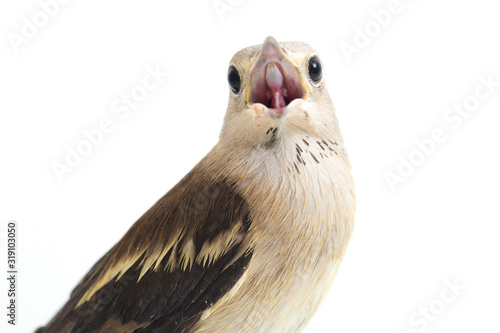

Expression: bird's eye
xmin=227 ymin=66 xmax=241 ymax=94
xmin=308 ymin=56 xmax=322 ymax=82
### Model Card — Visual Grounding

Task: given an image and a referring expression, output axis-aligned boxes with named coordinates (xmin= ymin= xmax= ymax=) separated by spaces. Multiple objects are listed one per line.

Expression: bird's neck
xmin=202 ymin=128 xmax=355 ymax=234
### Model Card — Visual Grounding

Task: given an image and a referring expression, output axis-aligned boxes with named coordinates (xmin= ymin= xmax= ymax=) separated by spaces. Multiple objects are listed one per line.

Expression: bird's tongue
xmin=266 ymin=63 xmax=287 ymax=109
xmin=247 ymin=37 xmax=307 ymax=115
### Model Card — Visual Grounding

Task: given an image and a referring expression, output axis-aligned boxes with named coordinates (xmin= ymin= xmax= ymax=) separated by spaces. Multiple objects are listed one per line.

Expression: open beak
xmin=247 ymin=37 xmax=309 ymax=118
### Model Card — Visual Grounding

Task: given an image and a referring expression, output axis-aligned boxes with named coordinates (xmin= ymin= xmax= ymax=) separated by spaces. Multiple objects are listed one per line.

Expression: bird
xmin=36 ymin=36 xmax=355 ymax=333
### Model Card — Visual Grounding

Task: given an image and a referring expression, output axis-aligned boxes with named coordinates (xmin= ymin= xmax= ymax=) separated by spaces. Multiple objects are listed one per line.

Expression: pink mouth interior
xmin=249 ymin=62 xmax=306 ymax=110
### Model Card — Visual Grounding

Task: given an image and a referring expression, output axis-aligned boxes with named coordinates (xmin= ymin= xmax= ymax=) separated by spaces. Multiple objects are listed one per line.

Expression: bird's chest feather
xmin=194 ymin=134 xmax=355 ymax=333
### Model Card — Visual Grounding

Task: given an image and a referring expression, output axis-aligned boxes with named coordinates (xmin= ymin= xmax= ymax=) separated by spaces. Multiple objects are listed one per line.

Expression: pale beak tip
xmin=263 ymin=36 xmax=279 ymax=46
xmin=260 ymin=36 xmax=284 ymax=60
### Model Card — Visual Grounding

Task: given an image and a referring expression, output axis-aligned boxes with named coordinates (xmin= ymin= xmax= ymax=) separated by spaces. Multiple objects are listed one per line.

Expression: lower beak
xmin=247 ymin=37 xmax=309 ymax=118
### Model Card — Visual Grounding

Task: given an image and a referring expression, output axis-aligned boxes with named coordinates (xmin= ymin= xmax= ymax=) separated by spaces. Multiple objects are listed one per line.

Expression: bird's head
xmin=220 ymin=37 xmax=338 ymax=149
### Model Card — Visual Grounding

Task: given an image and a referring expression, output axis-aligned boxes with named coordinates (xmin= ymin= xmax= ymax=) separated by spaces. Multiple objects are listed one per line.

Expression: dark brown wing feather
xmin=37 ymin=171 xmax=253 ymax=333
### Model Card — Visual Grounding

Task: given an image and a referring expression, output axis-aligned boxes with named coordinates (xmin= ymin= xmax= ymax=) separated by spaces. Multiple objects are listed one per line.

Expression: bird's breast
xmin=194 ymin=137 xmax=355 ymax=332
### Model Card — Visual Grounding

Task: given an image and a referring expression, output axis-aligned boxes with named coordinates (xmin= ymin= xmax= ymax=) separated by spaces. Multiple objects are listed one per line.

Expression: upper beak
xmin=246 ymin=37 xmax=309 ymax=118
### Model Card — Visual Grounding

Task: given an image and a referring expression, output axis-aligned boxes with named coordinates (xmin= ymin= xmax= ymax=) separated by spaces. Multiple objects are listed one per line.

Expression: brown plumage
xmin=37 ymin=37 xmax=355 ymax=333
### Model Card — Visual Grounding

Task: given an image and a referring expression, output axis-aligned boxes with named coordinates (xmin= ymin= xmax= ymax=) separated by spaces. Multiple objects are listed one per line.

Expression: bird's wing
xmin=38 ymin=171 xmax=253 ymax=333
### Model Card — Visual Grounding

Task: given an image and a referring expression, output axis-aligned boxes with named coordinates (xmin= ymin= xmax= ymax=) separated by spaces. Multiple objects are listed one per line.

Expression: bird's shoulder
xmin=39 ymin=170 xmax=254 ymax=333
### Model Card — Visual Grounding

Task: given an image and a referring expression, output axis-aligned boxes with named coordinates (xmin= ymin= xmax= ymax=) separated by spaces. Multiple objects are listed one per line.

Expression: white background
xmin=1 ymin=0 xmax=499 ymax=332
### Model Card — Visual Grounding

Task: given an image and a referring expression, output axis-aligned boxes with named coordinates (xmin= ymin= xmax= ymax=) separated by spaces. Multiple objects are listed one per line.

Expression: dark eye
xmin=308 ymin=56 xmax=322 ymax=82
xmin=227 ymin=66 xmax=241 ymax=93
